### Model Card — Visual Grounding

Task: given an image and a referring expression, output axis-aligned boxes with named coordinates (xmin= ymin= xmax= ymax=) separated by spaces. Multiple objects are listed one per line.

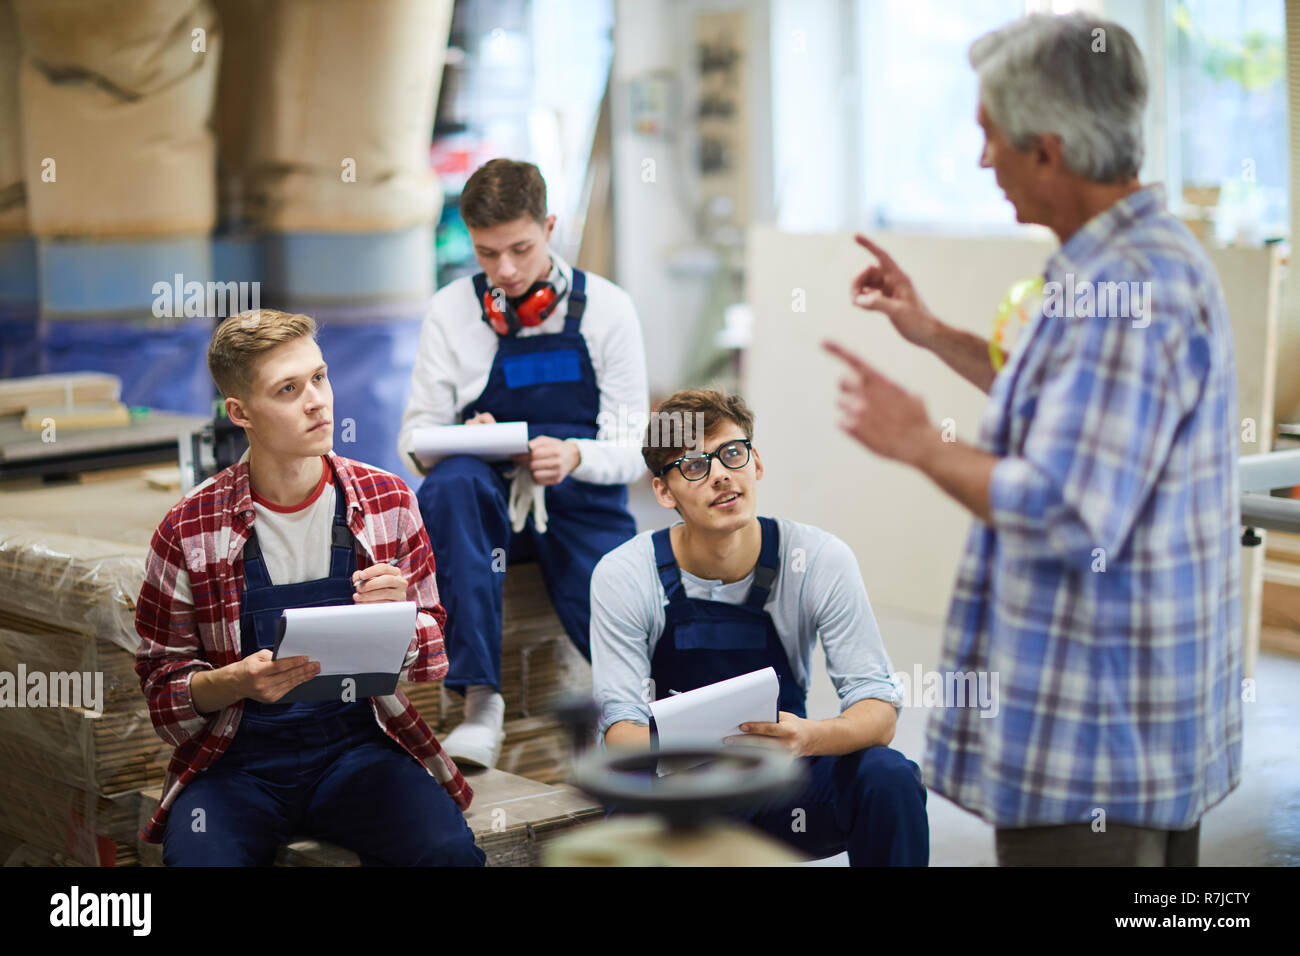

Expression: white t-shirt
xmin=396 ymin=250 xmax=649 ymax=486
xmin=172 ymin=455 xmax=340 ymax=605
xmin=245 ymin=459 xmax=337 ymax=585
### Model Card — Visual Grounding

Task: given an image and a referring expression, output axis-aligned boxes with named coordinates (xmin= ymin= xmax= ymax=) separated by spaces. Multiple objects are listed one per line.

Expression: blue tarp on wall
xmin=41 ymin=316 xmax=216 ymax=415
xmin=312 ymin=306 xmax=425 ymax=487
xmin=0 ymin=307 xmax=42 ymax=379
xmin=6 ymin=230 xmax=432 ymax=487
xmin=0 ymin=237 xmax=41 ymax=379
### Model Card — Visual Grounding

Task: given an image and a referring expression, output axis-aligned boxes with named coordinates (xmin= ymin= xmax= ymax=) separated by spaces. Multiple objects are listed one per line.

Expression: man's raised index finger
xmin=822 ymin=340 xmax=880 ymax=381
xmin=854 ymin=232 xmax=899 ymax=270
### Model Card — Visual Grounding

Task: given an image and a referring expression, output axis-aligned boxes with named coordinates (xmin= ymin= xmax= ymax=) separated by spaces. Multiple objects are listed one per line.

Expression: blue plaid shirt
xmin=925 ymin=184 xmax=1243 ymax=830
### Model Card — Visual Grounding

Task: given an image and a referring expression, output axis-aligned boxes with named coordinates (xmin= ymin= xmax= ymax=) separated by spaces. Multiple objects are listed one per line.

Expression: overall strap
xmin=327 ymin=477 xmax=355 ymax=577
xmin=243 ymin=476 xmax=355 ymax=584
xmin=652 ymin=527 xmax=684 ymax=603
xmin=241 ymin=527 xmax=271 ymax=589
xmin=743 ymin=517 xmax=780 ymax=611
xmin=563 ymin=268 xmax=587 ymax=335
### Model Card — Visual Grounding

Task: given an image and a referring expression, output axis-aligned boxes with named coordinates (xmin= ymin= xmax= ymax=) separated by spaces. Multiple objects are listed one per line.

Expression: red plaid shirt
xmin=134 ymin=452 xmax=471 ymax=844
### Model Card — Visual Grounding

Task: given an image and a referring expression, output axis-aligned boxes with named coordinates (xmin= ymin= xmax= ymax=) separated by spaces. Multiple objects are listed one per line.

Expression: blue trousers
xmin=163 ymin=707 xmax=485 ymax=867
xmin=415 ymin=455 xmax=635 ymax=691
xmin=738 ymin=746 xmax=929 ymax=866
xmin=606 ymin=745 xmax=929 ymax=866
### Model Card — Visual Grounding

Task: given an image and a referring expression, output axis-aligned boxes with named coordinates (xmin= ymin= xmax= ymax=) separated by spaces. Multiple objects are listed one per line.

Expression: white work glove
xmin=506 ymin=465 xmax=548 ymax=534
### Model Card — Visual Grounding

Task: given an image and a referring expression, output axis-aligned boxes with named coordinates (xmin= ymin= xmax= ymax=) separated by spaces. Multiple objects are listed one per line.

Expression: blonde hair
xmin=207 ymin=309 xmax=318 ymax=400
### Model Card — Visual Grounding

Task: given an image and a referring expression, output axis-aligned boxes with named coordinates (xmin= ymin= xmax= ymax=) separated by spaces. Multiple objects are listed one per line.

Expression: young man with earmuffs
xmin=398 ymin=158 xmax=649 ymax=770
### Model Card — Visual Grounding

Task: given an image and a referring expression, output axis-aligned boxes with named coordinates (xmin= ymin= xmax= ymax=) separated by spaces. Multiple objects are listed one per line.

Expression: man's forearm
xmin=808 ymin=699 xmax=896 ymax=756
xmin=912 ymin=435 xmax=997 ymax=523
xmin=923 ymin=320 xmax=997 ymax=395
xmin=604 ymin=720 xmax=652 ymax=749
xmin=606 ymin=701 xmax=897 ymax=758
xmin=190 ymin=664 xmax=245 ymax=715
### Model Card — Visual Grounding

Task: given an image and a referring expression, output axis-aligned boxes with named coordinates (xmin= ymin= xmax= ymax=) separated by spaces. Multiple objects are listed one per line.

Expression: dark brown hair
xmin=460 ymin=158 xmax=548 ymax=229
xmin=643 ymin=387 xmax=755 ymax=477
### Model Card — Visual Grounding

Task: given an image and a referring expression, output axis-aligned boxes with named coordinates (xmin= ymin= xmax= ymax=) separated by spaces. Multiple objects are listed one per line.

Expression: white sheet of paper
xmin=274 ymin=601 xmax=417 ymax=677
xmin=411 ymin=422 xmax=530 ymax=461
xmin=649 ymin=667 xmax=780 ymax=765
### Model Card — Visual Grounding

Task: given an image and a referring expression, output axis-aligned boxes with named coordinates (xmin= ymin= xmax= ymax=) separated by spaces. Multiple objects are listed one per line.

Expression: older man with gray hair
xmin=825 ymin=12 xmax=1241 ymax=866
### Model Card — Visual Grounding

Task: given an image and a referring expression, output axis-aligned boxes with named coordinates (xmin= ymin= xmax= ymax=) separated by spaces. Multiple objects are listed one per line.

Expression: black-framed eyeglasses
xmin=657 ymin=439 xmax=753 ymax=481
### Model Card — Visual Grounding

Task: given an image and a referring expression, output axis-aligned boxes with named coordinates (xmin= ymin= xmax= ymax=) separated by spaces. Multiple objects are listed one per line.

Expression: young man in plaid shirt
xmin=135 ymin=309 xmax=483 ymax=866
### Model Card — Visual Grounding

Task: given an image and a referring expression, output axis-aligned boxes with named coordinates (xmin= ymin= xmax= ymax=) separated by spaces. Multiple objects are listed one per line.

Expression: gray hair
xmin=969 ymin=13 xmax=1148 ymax=183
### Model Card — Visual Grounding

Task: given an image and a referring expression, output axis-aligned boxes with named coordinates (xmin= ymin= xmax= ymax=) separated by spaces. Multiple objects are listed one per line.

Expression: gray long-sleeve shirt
xmin=590 ymin=517 xmax=904 ymax=742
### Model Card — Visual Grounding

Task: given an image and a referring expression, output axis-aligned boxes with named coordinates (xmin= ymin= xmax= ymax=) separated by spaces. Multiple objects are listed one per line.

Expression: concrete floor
xmin=626 ymin=478 xmax=1300 ymax=866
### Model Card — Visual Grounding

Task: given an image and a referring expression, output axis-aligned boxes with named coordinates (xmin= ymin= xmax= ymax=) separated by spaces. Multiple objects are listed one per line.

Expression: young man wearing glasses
xmin=588 ymin=388 xmax=930 ymax=866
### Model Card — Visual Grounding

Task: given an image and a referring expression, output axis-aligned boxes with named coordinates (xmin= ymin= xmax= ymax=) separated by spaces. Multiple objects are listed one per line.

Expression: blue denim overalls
xmin=163 ymin=465 xmax=484 ymax=866
xmin=641 ymin=517 xmax=930 ymax=866
xmin=415 ymin=269 xmax=637 ymax=691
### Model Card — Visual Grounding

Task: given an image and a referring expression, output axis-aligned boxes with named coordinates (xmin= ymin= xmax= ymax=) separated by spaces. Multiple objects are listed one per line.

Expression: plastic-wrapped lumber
xmin=0 ymin=521 xmax=144 ymax=653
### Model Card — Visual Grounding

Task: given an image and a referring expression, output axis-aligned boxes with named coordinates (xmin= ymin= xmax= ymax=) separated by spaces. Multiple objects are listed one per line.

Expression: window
xmin=854 ymin=0 xmax=1031 ymax=231
xmin=772 ymin=0 xmax=1289 ymax=239
xmin=1167 ymin=0 xmax=1287 ymax=242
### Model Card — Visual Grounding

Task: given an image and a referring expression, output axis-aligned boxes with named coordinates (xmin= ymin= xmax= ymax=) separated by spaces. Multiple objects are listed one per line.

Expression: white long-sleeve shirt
xmin=397 ymin=251 xmax=649 ymax=486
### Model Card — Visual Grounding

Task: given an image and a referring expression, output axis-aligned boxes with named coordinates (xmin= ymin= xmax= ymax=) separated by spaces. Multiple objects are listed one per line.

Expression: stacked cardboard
xmin=399 ymin=562 xmax=593 ymax=785
xmin=0 ymin=516 xmax=165 ymax=866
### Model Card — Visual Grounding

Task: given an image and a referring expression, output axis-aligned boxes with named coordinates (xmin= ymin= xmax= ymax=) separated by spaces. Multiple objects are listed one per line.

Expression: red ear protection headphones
xmin=477 ymin=268 xmax=570 ymax=336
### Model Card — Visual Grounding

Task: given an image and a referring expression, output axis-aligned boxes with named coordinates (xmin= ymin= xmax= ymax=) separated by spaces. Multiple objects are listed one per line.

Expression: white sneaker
xmin=442 ymin=687 xmax=505 ymax=769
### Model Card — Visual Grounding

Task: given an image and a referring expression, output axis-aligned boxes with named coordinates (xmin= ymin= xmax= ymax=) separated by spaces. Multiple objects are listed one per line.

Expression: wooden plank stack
xmin=0 ymin=373 xmax=121 ymax=417
xmin=0 ymin=373 xmax=131 ymax=435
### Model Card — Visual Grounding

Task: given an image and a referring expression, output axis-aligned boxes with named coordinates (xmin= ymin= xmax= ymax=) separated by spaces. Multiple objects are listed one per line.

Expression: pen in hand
xmin=353 ymin=557 xmax=402 ymax=592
